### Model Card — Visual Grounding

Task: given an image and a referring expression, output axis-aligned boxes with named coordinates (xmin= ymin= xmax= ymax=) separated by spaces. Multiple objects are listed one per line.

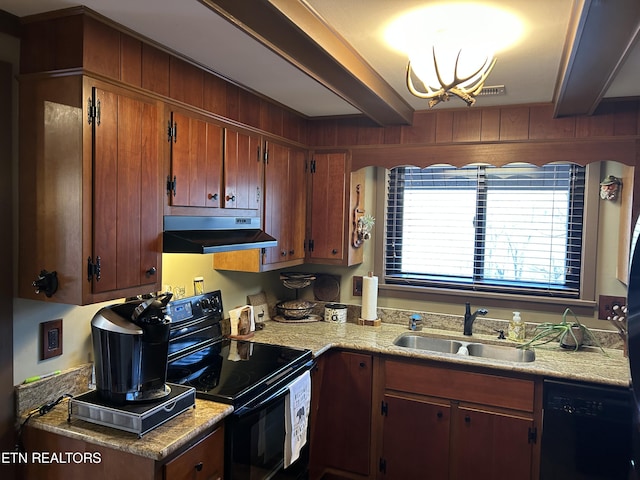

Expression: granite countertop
xmin=21 ymin=316 xmax=630 ymax=462
xmin=252 ymin=319 xmax=631 ymax=387
xmin=22 ymin=397 xmax=233 ymax=461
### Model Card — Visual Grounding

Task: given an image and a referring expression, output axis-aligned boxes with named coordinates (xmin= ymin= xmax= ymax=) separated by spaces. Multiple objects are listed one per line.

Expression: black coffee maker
xmin=91 ymin=293 xmax=173 ymax=404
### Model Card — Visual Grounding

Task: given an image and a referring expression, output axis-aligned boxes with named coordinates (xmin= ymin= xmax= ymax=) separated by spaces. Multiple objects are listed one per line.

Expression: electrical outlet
xmin=40 ymin=319 xmax=63 ymax=360
xmin=598 ymin=295 xmax=627 ymax=320
xmin=353 ymin=276 xmax=363 ymax=296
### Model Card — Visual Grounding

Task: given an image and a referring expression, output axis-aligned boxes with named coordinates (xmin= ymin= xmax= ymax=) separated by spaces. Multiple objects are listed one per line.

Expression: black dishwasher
xmin=541 ymin=379 xmax=632 ymax=480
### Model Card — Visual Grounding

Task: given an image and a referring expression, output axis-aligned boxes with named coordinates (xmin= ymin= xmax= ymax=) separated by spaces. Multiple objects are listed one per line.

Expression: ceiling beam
xmin=198 ymin=0 xmax=414 ymax=126
xmin=554 ymin=0 xmax=640 ymax=117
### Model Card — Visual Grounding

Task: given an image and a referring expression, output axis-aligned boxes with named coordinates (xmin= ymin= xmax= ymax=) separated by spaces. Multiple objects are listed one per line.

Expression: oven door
xmin=225 ymin=363 xmax=313 ymax=480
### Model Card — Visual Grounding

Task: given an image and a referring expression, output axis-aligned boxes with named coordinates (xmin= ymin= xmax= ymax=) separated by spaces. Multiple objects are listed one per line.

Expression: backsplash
xmin=308 ymin=302 xmax=625 ymax=350
xmin=15 ymin=364 xmax=93 ymax=418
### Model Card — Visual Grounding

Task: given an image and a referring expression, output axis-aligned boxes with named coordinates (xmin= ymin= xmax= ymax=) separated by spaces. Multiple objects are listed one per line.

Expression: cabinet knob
xmin=226 ymin=194 xmax=236 ymax=202
xmin=194 ymin=462 xmax=204 ymax=472
xmin=332 ymin=249 xmax=338 ymax=255
xmin=145 ymin=266 xmax=157 ymax=277
xmin=208 ymin=193 xmax=218 ymax=200
xmin=437 ymin=411 xmax=443 ymax=419
xmin=359 ymin=362 xmax=366 ymax=368
xmin=465 ymin=415 xmax=471 ymax=423
xmin=281 ymin=250 xmax=287 ymax=257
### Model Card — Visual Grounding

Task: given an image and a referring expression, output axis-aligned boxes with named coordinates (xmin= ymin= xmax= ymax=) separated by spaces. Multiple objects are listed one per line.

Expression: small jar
xmin=324 ymin=303 xmax=347 ymax=323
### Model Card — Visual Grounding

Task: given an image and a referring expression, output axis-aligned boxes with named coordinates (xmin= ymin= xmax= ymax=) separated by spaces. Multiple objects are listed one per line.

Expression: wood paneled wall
xmin=0 ymin=61 xmax=15 ymax=476
xmin=19 ymin=8 xmax=309 ymax=146
xmin=309 ymin=102 xmax=640 ymax=148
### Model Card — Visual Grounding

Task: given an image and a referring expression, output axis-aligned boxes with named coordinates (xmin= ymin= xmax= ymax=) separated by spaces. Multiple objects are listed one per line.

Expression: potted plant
xmin=518 ymin=308 xmax=606 ymax=354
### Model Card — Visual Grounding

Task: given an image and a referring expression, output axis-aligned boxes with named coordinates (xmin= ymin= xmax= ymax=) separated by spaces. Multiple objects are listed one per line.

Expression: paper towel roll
xmin=361 ymin=275 xmax=378 ymax=320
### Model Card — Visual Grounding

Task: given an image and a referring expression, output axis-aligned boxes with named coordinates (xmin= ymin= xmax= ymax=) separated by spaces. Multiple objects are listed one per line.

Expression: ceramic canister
xmin=324 ymin=303 xmax=347 ymax=323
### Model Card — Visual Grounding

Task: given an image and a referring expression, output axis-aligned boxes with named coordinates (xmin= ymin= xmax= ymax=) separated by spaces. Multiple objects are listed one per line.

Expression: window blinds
xmin=385 ymin=164 xmax=585 ymax=296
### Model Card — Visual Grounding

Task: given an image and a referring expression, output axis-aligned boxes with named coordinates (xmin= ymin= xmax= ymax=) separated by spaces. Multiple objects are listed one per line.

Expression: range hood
xmin=163 ymin=216 xmax=277 ymax=254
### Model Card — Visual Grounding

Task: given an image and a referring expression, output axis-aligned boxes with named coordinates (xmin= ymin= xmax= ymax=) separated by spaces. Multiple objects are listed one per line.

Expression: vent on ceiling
xmin=478 ymin=85 xmax=506 ymax=96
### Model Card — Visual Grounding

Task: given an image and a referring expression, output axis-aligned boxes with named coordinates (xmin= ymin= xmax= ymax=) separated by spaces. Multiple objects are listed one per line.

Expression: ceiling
xmin=2 ymin=0 xmax=640 ymax=125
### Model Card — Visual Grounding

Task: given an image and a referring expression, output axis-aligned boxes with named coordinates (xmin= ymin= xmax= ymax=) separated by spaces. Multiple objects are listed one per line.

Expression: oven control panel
xmin=167 ymin=290 xmax=223 ymax=324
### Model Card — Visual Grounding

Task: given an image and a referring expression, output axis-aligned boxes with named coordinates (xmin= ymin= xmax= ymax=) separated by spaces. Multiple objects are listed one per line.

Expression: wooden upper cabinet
xmin=307 ymin=151 xmax=364 ymax=266
xmin=168 ymin=110 xmax=223 ymax=208
xmin=91 ymin=85 xmax=161 ymax=294
xmin=212 ymin=141 xmax=306 ymax=273
xmin=18 ymin=75 xmax=163 ymax=305
xmin=223 ymin=129 xmax=262 ymax=211
xmin=263 ymin=142 xmax=306 ymax=265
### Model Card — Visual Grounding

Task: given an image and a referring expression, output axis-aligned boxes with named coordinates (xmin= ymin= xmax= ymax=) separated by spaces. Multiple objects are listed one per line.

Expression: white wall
xmin=12 ymin=256 xmax=286 ymax=384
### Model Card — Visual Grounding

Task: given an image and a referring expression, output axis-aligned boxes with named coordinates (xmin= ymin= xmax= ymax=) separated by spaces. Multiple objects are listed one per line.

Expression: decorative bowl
xmin=276 ymin=300 xmax=316 ymax=319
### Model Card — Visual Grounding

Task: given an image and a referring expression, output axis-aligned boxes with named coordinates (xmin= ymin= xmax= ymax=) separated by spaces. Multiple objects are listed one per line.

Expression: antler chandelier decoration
xmin=406 ymin=47 xmax=497 ymax=108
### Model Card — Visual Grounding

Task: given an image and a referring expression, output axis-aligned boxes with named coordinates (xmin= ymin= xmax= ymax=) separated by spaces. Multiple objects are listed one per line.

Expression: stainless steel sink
xmin=466 ymin=343 xmax=535 ymax=362
xmin=392 ymin=334 xmax=535 ymax=362
xmin=393 ymin=334 xmax=463 ymax=353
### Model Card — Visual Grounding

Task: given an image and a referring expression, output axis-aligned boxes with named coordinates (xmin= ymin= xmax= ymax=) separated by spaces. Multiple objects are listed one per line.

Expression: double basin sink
xmin=393 ymin=333 xmax=535 ymax=363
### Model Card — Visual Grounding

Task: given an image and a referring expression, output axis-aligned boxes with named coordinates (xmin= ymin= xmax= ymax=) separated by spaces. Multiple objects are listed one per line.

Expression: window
xmin=385 ymin=163 xmax=585 ymax=297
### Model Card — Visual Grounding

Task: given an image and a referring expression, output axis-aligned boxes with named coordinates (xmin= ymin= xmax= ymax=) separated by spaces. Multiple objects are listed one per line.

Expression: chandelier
xmin=406 ymin=47 xmax=497 ymax=108
xmin=385 ymin=4 xmax=523 ymax=109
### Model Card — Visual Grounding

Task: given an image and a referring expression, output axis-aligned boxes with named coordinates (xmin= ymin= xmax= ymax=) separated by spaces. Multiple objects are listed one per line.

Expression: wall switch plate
xmin=353 ymin=276 xmax=363 ymax=296
xmin=598 ymin=295 xmax=627 ymax=320
xmin=40 ymin=319 xmax=63 ymax=360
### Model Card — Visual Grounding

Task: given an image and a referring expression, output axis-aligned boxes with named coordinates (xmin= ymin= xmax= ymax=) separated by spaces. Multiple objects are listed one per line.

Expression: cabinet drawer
xmin=385 ymin=360 xmax=534 ymax=412
xmin=164 ymin=426 xmax=224 ymax=480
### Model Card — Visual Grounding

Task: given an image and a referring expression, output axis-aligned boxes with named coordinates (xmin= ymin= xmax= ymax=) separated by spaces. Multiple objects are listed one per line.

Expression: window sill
xmin=378 ymin=283 xmax=597 ymax=314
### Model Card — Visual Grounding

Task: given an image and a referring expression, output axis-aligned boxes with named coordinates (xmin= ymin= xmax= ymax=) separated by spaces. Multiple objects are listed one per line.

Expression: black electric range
xmin=165 ymin=291 xmax=313 ymax=408
xmin=166 ymin=291 xmax=314 ymax=480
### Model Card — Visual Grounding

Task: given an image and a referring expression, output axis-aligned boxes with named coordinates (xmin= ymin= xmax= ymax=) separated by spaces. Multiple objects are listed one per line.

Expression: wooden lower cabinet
xmin=310 ymin=350 xmax=373 ymax=479
xmin=380 ymin=394 xmax=450 ymax=479
xmin=451 ymin=405 xmax=534 ymax=480
xmin=163 ymin=426 xmax=224 ymax=480
xmin=21 ymin=424 xmax=224 ymax=480
xmin=379 ymin=359 xmax=541 ymax=480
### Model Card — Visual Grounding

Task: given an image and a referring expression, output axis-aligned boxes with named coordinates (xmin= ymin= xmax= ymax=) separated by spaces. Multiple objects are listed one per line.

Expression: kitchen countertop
xmin=21 ymin=318 xmax=630 ymax=462
xmin=253 ymin=319 xmax=631 ymax=387
xmin=21 ymin=397 xmax=232 ymax=461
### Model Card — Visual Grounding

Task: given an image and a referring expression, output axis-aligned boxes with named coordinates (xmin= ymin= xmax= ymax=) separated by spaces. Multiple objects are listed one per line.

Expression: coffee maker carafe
xmin=91 ymin=293 xmax=173 ymax=404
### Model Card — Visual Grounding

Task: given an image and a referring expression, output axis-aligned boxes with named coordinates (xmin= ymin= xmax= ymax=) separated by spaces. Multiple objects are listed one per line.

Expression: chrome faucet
xmin=463 ymin=302 xmax=488 ymax=336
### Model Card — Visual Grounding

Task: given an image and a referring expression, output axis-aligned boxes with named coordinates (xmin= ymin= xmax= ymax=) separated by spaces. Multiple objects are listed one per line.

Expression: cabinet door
xmin=224 ymin=129 xmax=262 ymax=210
xmin=381 ymin=394 xmax=450 ymax=479
xmin=310 ymin=351 xmax=372 ymax=477
xmin=288 ymin=148 xmax=307 ymax=262
xmin=92 ymin=86 xmax=160 ymax=294
xmin=168 ymin=110 xmax=222 ymax=207
xmin=263 ymin=143 xmax=306 ymax=266
xmin=309 ymin=152 xmax=346 ymax=261
xmin=164 ymin=426 xmax=224 ymax=480
xmin=451 ymin=405 xmax=534 ymax=480
xmin=264 ymin=142 xmax=289 ymax=265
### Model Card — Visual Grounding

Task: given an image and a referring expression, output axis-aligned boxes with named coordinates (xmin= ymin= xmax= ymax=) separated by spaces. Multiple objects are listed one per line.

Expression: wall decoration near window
xmin=352 ymin=184 xmax=374 ymax=248
xmin=600 ymin=175 xmax=622 ymax=201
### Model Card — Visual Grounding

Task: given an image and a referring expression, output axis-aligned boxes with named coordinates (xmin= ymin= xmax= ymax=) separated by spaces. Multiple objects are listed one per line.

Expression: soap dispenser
xmin=508 ymin=311 xmax=525 ymax=342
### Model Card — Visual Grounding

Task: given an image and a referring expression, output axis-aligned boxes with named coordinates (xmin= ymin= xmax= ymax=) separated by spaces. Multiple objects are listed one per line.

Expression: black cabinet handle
xmin=465 ymin=415 xmax=471 ymax=423
xmin=332 ymin=249 xmax=338 ymax=254
xmin=208 ymin=193 xmax=218 ymax=200
xmin=437 ymin=411 xmax=443 ymax=419
xmin=289 ymin=249 xmax=295 ymax=255
xmin=226 ymin=195 xmax=236 ymax=202
xmin=145 ymin=266 xmax=157 ymax=277
xmin=281 ymin=250 xmax=287 ymax=257
xmin=359 ymin=362 xmax=366 ymax=368
xmin=195 ymin=461 xmax=203 ymax=472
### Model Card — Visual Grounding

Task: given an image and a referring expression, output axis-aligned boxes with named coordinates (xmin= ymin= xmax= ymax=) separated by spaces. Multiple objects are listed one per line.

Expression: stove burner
xmin=166 ymin=291 xmax=313 ymax=408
